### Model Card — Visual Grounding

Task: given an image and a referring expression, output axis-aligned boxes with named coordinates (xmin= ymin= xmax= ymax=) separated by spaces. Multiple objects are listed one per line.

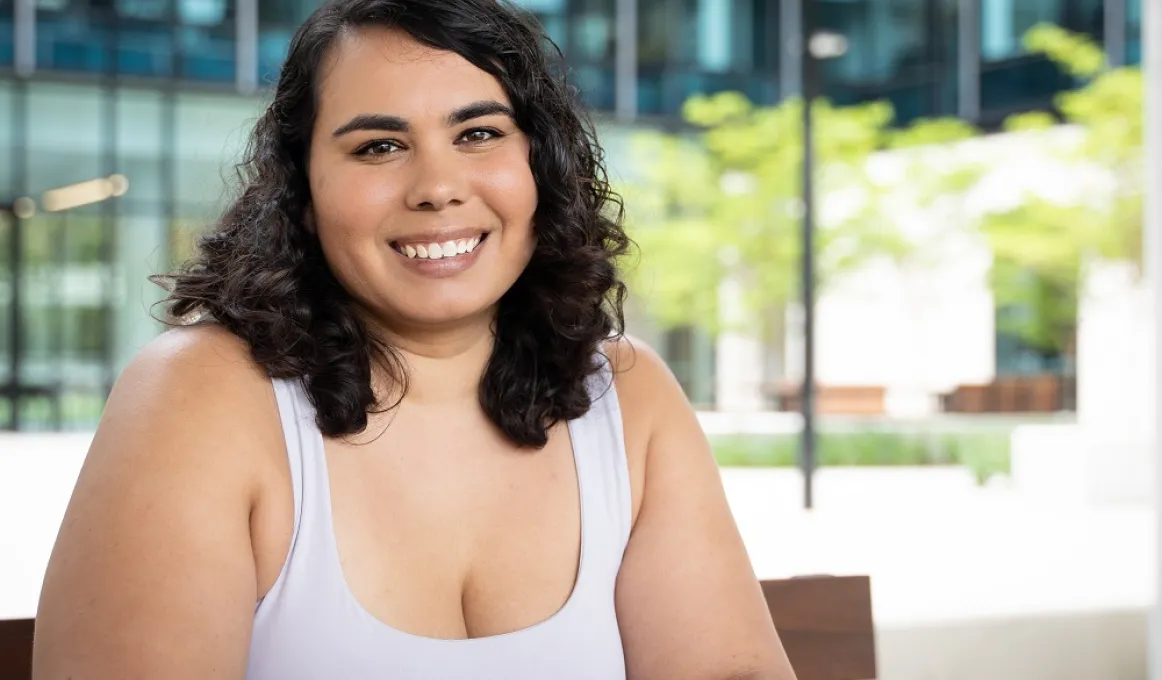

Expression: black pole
xmin=3 ymin=205 xmax=19 ymax=431
xmin=799 ymin=0 xmax=817 ymax=510
xmin=7 ymin=80 xmax=28 ymax=431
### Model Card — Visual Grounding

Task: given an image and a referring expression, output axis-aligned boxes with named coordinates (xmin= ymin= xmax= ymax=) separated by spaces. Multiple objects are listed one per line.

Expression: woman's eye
xmin=357 ymin=140 xmax=402 ymax=156
xmin=461 ymin=128 xmax=501 ymax=144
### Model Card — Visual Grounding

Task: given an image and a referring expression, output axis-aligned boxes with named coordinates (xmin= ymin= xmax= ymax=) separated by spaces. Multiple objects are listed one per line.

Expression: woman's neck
xmin=369 ymin=311 xmax=496 ymax=408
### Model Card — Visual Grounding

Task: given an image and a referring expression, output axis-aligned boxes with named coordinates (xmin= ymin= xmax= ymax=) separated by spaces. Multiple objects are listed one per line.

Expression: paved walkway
xmin=721 ymin=467 xmax=1153 ymax=626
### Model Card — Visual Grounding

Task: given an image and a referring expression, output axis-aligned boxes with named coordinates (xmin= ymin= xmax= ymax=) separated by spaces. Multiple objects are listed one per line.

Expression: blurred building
xmin=0 ymin=0 xmax=1146 ymax=429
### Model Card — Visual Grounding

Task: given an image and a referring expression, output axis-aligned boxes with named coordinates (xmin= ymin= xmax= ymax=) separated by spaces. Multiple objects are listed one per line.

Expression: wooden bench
xmin=0 ymin=617 xmax=33 ymax=680
xmin=0 ymin=575 xmax=875 ymax=680
xmin=775 ymin=385 xmax=888 ymax=416
xmin=763 ymin=575 xmax=877 ymax=680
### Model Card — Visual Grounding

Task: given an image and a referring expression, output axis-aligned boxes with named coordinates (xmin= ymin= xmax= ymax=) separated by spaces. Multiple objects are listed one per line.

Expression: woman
xmin=32 ymin=0 xmax=795 ymax=678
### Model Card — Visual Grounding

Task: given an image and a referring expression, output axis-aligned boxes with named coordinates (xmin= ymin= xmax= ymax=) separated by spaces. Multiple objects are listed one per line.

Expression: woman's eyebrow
xmin=446 ymin=100 xmax=515 ymax=126
xmin=332 ymin=113 xmax=408 ymax=138
xmin=331 ymin=101 xmax=514 ymax=139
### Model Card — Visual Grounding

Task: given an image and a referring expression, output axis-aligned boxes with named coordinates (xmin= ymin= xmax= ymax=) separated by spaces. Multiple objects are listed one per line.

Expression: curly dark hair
xmin=157 ymin=0 xmax=630 ymax=448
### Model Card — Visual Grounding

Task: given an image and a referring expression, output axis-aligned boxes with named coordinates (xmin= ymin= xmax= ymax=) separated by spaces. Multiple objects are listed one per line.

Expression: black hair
xmin=156 ymin=0 xmax=630 ymax=447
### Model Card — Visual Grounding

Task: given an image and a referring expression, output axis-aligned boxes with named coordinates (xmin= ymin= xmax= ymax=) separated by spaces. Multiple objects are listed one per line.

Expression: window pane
xmin=1127 ymin=0 xmax=1141 ymax=65
xmin=0 ymin=0 xmax=13 ymax=67
xmin=514 ymin=0 xmax=566 ymax=48
xmin=37 ymin=0 xmax=111 ymax=73
xmin=257 ymin=0 xmax=320 ymax=85
xmin=816 ymin=0 xmax=957 ymax=122
xmin=178 ymin=0 xmax=235 ymax=82
xmin=173 ymin=91 xmax=259 ymax=217
xmin=637 ymin=0 xmax=778 ymax=115
xmin=36 ymin=0 xmax=176 ymax=77
xmin=978 ymin=0 xmax=1094 ymax=115
xmin=569 ymin=0 xmax=614 ymax=63
xmin=0 ymin=81 xmax=12 ymax=196
xmin=22 ymin=84 xmax=118 ymax=414
xmin=980 ymin=0 xmax=1100 ymax=63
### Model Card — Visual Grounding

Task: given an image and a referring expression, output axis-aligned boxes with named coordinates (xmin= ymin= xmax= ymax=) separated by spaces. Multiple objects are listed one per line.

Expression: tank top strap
xmin=569 ymin=353 xmax=634 ymax=563
xmin=256 ymin=377 xmax=314 ymax=608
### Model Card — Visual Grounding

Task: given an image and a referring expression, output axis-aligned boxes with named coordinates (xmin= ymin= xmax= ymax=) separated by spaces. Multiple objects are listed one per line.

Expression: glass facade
xmin=0 ymin=80 xmax=259 ymax=429
xmin=817 ymin=0 xmax=959 ymax=121
xmin=637 ymin=0 xmax=779 ymax=116
xmin=0 ymin=0 xmax=1147 ymax=428
xmin=1126 ymin=0 xmax=1141 ymax=64
xmin=32 ymin=0 xmax=235 ymax=81
xmin=979 ymin=0 xmax=1103 ymax=118
xmin=258 ymin=0 xmax=315 ymax=85
xmin=0 ymin=0 xmax=12 ymax=67
xmin=2 ymin=0 xmax=1142 ymax=118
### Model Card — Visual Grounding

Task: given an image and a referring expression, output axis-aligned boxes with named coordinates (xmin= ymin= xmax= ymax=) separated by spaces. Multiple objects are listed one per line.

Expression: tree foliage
xmin=978 ymin=24 xmax=1142 ymax=353
xmin=622 ymin=92 xmax=968 ymax=336
xmin=623 ymin=23 xmax=1142 ymax=362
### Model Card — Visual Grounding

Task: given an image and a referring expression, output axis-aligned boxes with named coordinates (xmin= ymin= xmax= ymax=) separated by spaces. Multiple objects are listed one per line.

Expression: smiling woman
xmin=29 ymin=1 xmax=796 ymax=679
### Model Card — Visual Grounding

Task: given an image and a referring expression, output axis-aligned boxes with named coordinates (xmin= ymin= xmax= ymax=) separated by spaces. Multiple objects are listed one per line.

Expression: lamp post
xmin=1 ymin=197 xmax=34 ymax=430
xmin=798 ymin=0 xmax=847 ymax=510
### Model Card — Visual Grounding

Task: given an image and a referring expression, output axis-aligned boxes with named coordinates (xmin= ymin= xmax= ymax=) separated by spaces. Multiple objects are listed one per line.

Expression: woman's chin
xmin=382 ymin=299 xmax=498 ymax=331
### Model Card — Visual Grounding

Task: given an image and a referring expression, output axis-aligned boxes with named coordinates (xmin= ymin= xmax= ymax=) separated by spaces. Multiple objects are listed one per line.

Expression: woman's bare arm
xmin=33 ymin=326 xmax=283 ymax=680
xmin=612 ymin=339 xmax=796 ymax=680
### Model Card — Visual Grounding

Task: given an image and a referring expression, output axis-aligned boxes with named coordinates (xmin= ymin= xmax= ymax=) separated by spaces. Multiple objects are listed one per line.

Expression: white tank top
xmin=246 ymin=362 xmax=632 ymax=679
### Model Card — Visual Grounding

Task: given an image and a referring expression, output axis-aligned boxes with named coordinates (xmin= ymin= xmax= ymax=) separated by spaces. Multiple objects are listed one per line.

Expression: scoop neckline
xmin=313 ymin=417 xmax=590 ymax=645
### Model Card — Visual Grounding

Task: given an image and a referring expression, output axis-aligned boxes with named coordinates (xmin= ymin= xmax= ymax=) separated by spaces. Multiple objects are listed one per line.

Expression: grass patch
xmin=710 ymin=430 xmax=1011 ymax=483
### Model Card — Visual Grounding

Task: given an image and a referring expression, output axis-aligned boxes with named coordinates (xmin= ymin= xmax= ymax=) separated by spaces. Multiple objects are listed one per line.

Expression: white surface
xmin=1012 ymin=423 xmax=1155 ymax=506
xmin=0 ymin=433 xmax=91 ymax=619
xmin=723 ymin=467 xmax=1154 ymax=626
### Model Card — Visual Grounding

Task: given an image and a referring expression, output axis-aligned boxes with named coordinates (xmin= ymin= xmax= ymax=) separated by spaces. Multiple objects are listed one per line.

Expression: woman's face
xmin=307 ymin=27 xmax=538 ymax=331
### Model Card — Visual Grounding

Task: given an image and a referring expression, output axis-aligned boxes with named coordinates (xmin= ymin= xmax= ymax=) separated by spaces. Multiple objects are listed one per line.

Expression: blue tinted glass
xmin=37 ymin=0 xmax=110 ymax=74
xmin=179 ymin=24 xmax=235 ymax=82
xmin=818 ymin=0 xmax=932 ymax=84
xmin=257 ymin=0 xmax=321 ymax=85
xmin=115 ymin=23 xmax=175 ymax=77
xmin=572 ymin=63 xmax=615 ymax=111
xmin=636 ymin=0 xmax=777 ymax=116
xmin=513 ymin=0 xmax=564 ymax=12
xmin=1127 ymin=0 xmax=1142 ymax=65
xmin=0 ymin=0 xmax=12 ymax=67
xmin=978 ymin=0 xmax=1102 ymax=63
xmin=35 ymin=0 xmax=177 ymax=77
xmin=178 ymin=0 xmax=235 ymax=82
xmin=980 ymin=57 xmax=1071 ymax=113
xmin=637 ymin=67 xmax=777 ymax=116
xmin=814 ymin=0 xmax=957 ymax=120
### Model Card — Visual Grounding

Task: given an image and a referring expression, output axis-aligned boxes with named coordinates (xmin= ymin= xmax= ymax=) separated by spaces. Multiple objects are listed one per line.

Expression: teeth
xmin=398 ymin=234 xmax=484 ymax=260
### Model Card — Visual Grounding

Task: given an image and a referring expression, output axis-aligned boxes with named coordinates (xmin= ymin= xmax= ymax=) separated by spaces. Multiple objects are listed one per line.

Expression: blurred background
xmin=0 ymin=0 xmax=1157 ymax=678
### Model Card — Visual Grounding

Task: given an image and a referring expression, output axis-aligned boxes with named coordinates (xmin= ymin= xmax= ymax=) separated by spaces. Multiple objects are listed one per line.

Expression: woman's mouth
xmin=391 ymin=232 xmax=489 ymax=260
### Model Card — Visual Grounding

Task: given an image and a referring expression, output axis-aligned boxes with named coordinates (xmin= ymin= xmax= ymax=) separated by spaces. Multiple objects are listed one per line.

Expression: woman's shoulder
xmin=603 ymin=334 xmax=683 ymax=413
xmin=127 ymin=323 xmax=268 ymax=391
xmin=104 ymin=323 xmax=285 ymax=478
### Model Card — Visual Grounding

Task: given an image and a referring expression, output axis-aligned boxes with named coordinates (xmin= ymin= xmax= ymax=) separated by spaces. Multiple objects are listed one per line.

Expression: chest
xmin=324 ymin=414 xmax=582 ymax=640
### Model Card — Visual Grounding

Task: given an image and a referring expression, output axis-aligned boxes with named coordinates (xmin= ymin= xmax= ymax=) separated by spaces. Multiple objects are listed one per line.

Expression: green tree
xmin=978 ymin=24 xmax=1143 ymax=355
xmin=622 ymin=91 xmax=973 ymax=389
